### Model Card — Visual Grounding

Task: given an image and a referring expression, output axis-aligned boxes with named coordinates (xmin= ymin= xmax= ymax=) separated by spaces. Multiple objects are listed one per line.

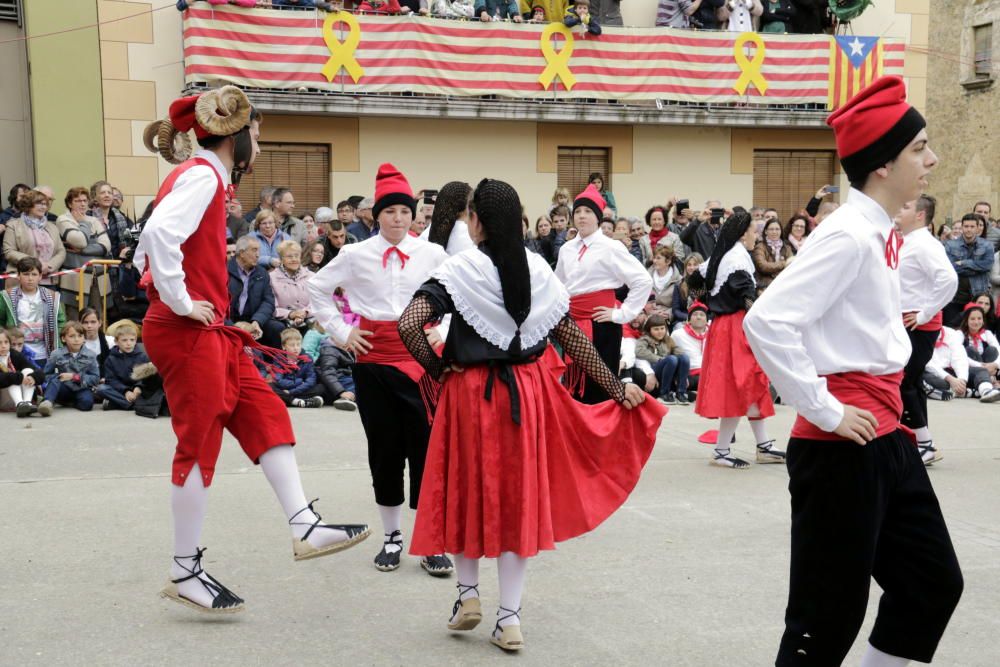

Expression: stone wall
xmin=926 ymin=0 xmax=1000 ymax=225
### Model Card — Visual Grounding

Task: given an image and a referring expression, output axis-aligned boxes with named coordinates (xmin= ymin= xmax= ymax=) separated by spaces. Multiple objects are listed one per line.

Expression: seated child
xmin=0 ymin=328 xmax=48 ymax=418
xmin=303 ymin=322 xmax=357 ymax=411
xmin=1 ymin=257 xmax=66 ymax=368
xmin=669 ymin=300 xmax=709 ymax=399
xmin=6 ymin=327 xmax=41 ymax=372
xmin=635 ymin=313 xmax=691 ymax=405
xmin=266 ymin=328 xmax=325 ymax=408
xmin=95 ymin=321 xmax=151 ymax=411
xmin=42 ymin=321 xmax=100 ymax=411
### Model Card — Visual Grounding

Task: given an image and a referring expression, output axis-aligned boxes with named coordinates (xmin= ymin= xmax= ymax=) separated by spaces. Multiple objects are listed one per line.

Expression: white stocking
xmin=454 ymin=554 xmax=480 ymax=598
xmin=748 ymin=418 xmax=770 ymax=446
xmin=170 ymin=464 xmax=214 ymax=607
xmin=497 ymin=552 xmax=527 ymax=628
xmin=378 ymin=504 xmax=403 ymax=554
xmin=714 ymin=417 xmax=741 ymax=457
xmin=260 ymin=445 xmax=348 ymax=547
xmin=22 ymin=384 xmax=34 ymax=403
xmin=859 ymin=644 xmax=909 ymax=667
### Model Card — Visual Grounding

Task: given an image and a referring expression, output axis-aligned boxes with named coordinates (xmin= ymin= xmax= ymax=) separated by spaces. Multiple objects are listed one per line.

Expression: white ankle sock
xmin=914 ymin=426 xmax=931 ymax=443
xmin=859 ymin=644 xmax=909 ymax=667
xmin=497 ymin=552 xmax=527 ymax=628
xmin=977 ymin=381 xmax=994 ymax=397
xmin=260 ymin=445 xmax=347 ymax=547
xmin=170 ymin=465 xmax=215 ymax=608
xmin=378 ymin=504 xmax=403 ymax=554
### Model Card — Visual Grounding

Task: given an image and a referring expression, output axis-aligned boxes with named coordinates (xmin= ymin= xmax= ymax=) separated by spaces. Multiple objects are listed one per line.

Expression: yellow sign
xmin=321 ymin=11 xmax=364 ymax=84
xmin=538 ymin=23 xmax=576 ymax=91
xmin=732 ymin=32 xmax=768 ymax=95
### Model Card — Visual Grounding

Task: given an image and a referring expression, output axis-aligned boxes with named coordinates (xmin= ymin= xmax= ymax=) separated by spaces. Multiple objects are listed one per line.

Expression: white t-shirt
xmin=17 ymin=290 xmax=47 ymax=360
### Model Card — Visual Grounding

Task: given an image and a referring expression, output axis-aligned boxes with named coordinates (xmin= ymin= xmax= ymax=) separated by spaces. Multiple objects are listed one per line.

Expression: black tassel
xmin=508 ymin=329 xmax=522 ymax=355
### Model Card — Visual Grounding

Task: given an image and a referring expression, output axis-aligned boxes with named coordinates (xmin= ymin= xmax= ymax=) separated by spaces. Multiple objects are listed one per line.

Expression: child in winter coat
xmin=302 ymin=323 xmax=357 ymax=410
xmin=0 ymin=328 xmax=48 ymax=417
xmin=6 ymin=327 xmax=41 ymax=372
xmin=635 ymin=313 xmax=691 ymax=405
xmin=564 ymin=0 xmax=601 ymax=35
xmin=266 ymin=328 xmax=325 ymax=408
xmin=95 ymin=321 xmax=151 ymax=411
xmin=42 ymin=321 xmax=100 ymax=411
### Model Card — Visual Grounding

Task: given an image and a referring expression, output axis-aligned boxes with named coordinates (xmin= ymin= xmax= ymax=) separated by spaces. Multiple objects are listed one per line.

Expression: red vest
xmin=144 ymin=157 xmax=229 ymax=329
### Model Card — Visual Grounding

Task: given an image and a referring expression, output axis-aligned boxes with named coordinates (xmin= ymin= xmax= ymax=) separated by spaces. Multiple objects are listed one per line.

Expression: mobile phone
xmin=710 ymin=207 xmax=725 ymax=223
xmin=676 ymin=199 xmax=689 ymax=216
xmin=422 ymin=189 xmax=438 ymax=205
xmin=826 ymin=186 xmax=840 ymax=194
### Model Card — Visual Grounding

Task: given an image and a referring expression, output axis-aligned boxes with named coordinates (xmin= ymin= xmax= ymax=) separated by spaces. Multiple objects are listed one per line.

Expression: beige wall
xmin=24 ymin=0 xmax=106 ymax=208
xmin=0 ymin=23 xmax=34 ymax=196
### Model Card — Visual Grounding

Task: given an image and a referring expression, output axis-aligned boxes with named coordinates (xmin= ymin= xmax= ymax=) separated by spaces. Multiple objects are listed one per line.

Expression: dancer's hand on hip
xmin=345 ymin=327 xmax=373 ymax=354
xmin=833 ymin=404 xmax=878 ymax=445
xmin=592 ymin=306 xmax=616 ymax=323
xmin=622 ymin=383 xmax=646 ymax=409
xmin=186 ymin=300 xmax=215 ymax=325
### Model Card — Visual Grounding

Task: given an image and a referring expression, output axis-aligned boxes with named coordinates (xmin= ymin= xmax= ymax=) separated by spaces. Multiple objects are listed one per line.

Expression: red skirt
xmin=694 ymin=310 xmax=775 ymax=420
xmin=410 ymin=360 xmax=667 ymax=558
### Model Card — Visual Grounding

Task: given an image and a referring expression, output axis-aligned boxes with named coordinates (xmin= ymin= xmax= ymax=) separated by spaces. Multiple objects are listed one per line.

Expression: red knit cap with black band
xmin=826 ymin=75 xmax=926 ymax=184
xmin=573 ymin=183 xmax=607 ymax=222
xmin=372 ymin=162 xmax=416 ymax=221
xmin=168 ymin=95 xmax=211 ymax=140
xmin=688 ymin=300 xmax=709 ymax=316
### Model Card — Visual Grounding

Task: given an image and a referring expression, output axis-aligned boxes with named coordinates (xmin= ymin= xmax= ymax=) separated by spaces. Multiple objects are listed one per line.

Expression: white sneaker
xmin=980 ymin=388 xmax=1000 ymax=404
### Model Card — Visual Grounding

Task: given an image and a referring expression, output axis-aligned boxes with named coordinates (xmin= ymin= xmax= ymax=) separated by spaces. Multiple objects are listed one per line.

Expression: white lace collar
xmin=432 ymin=247 xmax=570 ymax=350
xmin=699 ymin=243 xmax=756 ymax=296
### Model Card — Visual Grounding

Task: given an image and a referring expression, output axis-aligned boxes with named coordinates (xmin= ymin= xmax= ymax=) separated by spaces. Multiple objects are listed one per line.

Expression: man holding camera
xmin=679 ymin=199 xmax=727 ymax=259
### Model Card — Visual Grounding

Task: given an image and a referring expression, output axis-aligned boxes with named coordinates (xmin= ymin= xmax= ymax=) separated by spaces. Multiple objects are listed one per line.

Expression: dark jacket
xmin=103 ymin=345 xmax=151 ymax=393
xmin=227 ymin=214 xmax=250 ymax=241
xmin=690 ymin=0 xmax=724 ymax=28
xmin=317 ymin=343 xmax=355 ymax=398
xmin=272 ymin=354 xmax=318 ymax=396
xmin=226 ymin=257 xmax=276 ymax=326
xmin=0 ymin=349 xmax=46 ymax=388
xmin=43 ymin=347 xmax=100 ymax=389
xmin=679 ymin=219 xmax=720 ymax=260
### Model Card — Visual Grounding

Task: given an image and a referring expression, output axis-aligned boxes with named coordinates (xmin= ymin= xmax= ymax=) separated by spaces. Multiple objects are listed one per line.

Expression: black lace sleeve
xmin=551 ymin=315 xmax=627 ymax=403
xmin=398 ymin=294 xmax=448 ymax=380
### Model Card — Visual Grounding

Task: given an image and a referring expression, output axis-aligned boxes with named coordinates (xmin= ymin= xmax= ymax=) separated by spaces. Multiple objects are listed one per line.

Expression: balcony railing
xmin=181 ymin=4 xmax=904 ymax=123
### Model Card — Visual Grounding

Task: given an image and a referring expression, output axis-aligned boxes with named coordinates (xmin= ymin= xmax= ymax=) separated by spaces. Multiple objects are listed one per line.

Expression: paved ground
xmin=1 ymin=396 xmax=998 ymax=666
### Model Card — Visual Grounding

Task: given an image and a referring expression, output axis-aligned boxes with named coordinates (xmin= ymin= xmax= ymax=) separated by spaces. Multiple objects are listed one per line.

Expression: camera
xmin=710 ymin=207 xmax=725 ymax=224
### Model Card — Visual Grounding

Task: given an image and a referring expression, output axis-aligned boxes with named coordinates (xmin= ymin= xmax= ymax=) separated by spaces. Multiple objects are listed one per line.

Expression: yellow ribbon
xmin=538 ymin=23 xmax=576 ymax=91
xmin=321 ymin=11 xmax=364 ymax=84
xmin=732 ymin=32 xmax=768 ymax=95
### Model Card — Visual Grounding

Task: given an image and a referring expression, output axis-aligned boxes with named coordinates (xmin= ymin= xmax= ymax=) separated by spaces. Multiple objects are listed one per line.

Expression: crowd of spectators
xmin=176 ymin=0 xmax=841 ymax=33
xmin=3 ymin=174 xmax=1000 ymax=418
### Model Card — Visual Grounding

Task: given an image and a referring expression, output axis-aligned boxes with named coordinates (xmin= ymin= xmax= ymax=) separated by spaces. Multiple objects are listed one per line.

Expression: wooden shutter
xmin=237 ymin=142 xmax=330 ymax=217
xmin=557 ymin=147 xmax=611 ymax=200
xmin=752 ymin=150 xmax=837 ymax=222
xmin=974 ymin=24 xmax=993 ymax=77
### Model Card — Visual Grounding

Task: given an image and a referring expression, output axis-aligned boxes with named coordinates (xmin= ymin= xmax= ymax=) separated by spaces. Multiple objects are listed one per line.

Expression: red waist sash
xmin=357 ymin=317 xmax=440 ymax=423
xmin=569 ymin=289 xmax=617 ymax=340
xmin=791 ymin=371 xmax=905 ymax=441
xmin=915 ymin=311 xmax=943 ymax=332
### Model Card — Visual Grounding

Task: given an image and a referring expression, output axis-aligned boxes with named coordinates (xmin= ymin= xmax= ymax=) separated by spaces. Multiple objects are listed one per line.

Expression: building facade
xmin=2 ymin=0 xmax=931 ymax=223
xmin=926 ymin=0 xmax=999 ymax=224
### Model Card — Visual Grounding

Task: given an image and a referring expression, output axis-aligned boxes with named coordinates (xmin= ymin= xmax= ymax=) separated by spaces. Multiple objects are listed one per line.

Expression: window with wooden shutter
xmin=974 ymin=24 xmax=993 ymax=78
xmin=557 ymin=147 xmax=611 ymax=201
xmin=752 ymin=150 xmax=837 ymax=222
xmin=237 ymin=142 xmax=330 ymax=218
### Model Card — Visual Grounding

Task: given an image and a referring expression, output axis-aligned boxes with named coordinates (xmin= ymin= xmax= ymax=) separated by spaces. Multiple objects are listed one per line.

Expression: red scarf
xmin=683 ymin=322 xmax=708 ymax=345
xmin=648 ymin=227 xmax=668 ymax=247
xmin=966 ymin=329 xmax=984 ymax=353
xmin=885 ymin=228 xmax=903 ymax=269
xmin=934 ymin=329 xmax=948 ymax=348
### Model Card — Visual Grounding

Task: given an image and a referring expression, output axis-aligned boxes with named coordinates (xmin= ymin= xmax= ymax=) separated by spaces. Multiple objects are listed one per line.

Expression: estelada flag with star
xmin=828 ymin=35 xmax=885 ymax=110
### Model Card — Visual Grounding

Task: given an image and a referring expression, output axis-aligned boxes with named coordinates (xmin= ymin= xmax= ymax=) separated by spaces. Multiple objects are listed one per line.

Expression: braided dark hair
xmin=704 ymin=210 xmax=752 ymax=291
xmin=472 ymin=178 xmax=531 ymax=353
xmin=427 ymin=181 xmax=472 ymax=248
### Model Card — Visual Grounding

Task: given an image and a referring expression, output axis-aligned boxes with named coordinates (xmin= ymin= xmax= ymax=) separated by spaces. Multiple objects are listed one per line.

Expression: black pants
xmin=776 ymin=431 xmax=963 ymax=666
xmin=272 ymin=384 xmax=326 ymax=406
xmin=900 ymin=328 xmax=938 ymax=430
xmin=353 ymin=363 xmax=431 ymax=509
xmin=581 ymin=320 xmax=622 ymax=405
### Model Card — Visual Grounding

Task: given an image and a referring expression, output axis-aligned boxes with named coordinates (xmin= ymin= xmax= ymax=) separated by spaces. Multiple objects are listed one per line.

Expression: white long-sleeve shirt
xmin=306 ymin=232 xmax=449 ymax=345
xmin=555 ymin=230 xmax=652 ymax=325
xmin=966 ymin=328 xmax=1000 ymax=368
xmin=671 ymin=324 xmax=708 ymax=371
xmin=898 ymin=226 xmax=957 ymax=325
xmin=925 ymin=327 xmax=969 ymax=380
xmin=134 ymin=149 xmax=229 ymax=317
xmin=743 ymin=188 xmax=912 ymax=433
